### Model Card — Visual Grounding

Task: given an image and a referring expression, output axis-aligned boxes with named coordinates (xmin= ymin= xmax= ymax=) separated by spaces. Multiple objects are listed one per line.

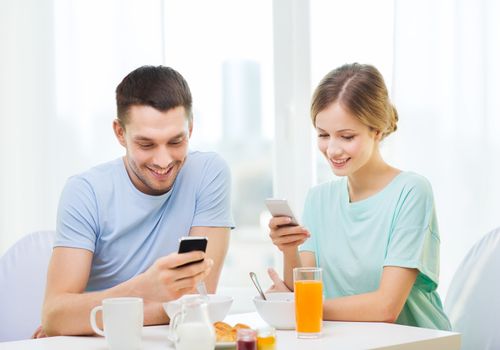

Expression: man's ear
xmin=188 ymin=123 xmax=193 ymax=139
xmin=113 ymin=119 xmax=127 ymax=147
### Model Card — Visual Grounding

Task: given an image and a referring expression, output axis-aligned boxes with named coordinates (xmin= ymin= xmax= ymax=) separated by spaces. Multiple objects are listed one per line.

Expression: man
xmin=40 ymin=66 xmax=233 ymax=336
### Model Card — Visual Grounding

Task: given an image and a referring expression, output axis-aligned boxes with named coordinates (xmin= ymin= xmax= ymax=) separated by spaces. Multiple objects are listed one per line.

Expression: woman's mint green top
xmin=300 ymin=172 xmax=451 ymax=330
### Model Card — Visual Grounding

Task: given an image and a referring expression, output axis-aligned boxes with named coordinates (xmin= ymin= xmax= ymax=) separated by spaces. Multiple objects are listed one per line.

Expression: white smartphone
xmin=265 ymin=198 xmax=299 ymax=226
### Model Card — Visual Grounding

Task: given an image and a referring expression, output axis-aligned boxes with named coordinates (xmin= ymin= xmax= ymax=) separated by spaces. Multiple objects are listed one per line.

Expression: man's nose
xmin=152 ymin=147 xmax=172 ymax=168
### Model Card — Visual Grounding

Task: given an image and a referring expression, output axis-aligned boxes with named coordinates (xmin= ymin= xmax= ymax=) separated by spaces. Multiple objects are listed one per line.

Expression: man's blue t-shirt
xmin=54 ymin=151 xmax=234 ymax=291
xmin=300 ymin=172 xmax=451 ymax=330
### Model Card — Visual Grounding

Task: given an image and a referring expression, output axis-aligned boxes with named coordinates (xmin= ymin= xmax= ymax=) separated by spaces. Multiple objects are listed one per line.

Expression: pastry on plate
xmin=214 ymin=321 xmax=250 ymax=342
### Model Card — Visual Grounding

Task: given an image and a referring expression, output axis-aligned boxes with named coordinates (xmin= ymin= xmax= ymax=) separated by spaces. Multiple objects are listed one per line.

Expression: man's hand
xmin=140 ymin=251 xmax=214 ymax=302
xmin=266 ymin=268 xmax=292 ymax=293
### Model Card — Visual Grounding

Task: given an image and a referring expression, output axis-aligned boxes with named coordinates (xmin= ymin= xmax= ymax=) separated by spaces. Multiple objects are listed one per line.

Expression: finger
xmin=31 ymin=326 xmax=40 ymax=339
xmin=172 ymin=264 xmax=212 ymax=291
xmin=281 ymin=239 xmax=308 ymax=248
xmin=265 ymin=284 xmax=277 ymax=293
xmin=269 ymin=226 xmax=309 ymax=239
xmin=158 ymin=251 xmax=206 ymax=269
xmin=272 ymin=233 xmax=309 ymax=246
xmin=267 ymin=268 xmax=286 ymax=287
xmin=268 ymin=216 xmax=293 ymax=229
xmin=174 ymin=258 xmax=213 ymax=282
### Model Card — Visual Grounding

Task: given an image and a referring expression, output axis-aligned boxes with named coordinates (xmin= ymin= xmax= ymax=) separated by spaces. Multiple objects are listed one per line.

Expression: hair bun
xmin=383 ymin=104 xmax=399 ymax=138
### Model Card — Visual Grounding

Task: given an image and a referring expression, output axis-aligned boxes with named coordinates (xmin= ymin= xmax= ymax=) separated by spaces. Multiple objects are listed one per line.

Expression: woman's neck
xmin=347 ymin=151 xmax=400 ymax=203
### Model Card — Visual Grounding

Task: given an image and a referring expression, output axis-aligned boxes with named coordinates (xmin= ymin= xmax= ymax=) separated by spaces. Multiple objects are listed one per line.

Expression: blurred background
xmin=1 ymin=0 xmax=499 ymax=307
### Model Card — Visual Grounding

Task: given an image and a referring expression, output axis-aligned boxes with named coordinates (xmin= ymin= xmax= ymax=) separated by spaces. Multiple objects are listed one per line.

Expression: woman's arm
xmin=282 ymin=250 xmax=316 ymax=289
xmin=323 ymin=266 xmax=418 ymax=322
xmin=268 ymin=216 xmax=312 ymax=289
xmin=267 ymin=251 xmax=316 ymax=292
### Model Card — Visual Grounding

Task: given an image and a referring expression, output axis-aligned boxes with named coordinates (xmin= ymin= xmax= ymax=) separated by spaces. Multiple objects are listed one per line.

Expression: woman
xmin=268 ymin=63 xmax=451 ymax=330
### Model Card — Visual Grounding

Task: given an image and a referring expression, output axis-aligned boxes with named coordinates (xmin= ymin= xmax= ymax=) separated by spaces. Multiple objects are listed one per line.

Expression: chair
xmin=0 ymin=230 xmax=55 ymax=342
xmin=444 ymin=226 xmax=500 ymax=350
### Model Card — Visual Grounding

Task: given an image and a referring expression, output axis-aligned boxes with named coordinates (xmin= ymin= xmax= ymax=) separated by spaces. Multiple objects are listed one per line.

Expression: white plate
xmin=215 ymin=341 xmax=236 ymax=348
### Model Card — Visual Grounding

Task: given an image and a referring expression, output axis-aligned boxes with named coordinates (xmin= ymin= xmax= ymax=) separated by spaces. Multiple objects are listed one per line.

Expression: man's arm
xmin=42 ymin=246 xmax=213 ymax=336
xmin=189 ymin=226 xmax=230 ymax=293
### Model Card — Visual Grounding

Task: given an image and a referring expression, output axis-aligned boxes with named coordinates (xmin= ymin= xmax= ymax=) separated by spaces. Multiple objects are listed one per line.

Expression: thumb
xmin=267 ymin=268 xmax=287 ymax=288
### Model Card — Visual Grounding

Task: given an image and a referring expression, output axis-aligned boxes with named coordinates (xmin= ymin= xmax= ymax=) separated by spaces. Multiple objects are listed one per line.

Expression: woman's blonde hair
xmin=311 ymin=63 xmax=398 ymax=139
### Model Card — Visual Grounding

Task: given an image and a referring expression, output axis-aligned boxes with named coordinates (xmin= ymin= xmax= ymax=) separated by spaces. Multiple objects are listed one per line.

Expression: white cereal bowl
xmin=163 ymin=294 xmax=233 ymax=323
xmin=253 ymin=292 xmax=295 ymax=330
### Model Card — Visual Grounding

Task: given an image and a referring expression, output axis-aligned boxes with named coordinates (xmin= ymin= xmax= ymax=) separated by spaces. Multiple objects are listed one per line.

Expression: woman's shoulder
xmin=391 ymin=171 xmax=435 ymax=200
xmin=396 ymin=171 xmax=433 ymax=190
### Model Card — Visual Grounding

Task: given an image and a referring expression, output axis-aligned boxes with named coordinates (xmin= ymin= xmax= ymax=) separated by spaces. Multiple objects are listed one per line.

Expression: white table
xmin=0 ymin=312 xmax=460 ymax=350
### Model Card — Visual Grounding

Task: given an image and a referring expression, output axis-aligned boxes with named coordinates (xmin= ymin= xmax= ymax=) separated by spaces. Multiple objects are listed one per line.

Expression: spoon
xmin=249 ymin=272 xmax=267 ymax=301
xmin=196 ymin=281 xmax=209 ymax=302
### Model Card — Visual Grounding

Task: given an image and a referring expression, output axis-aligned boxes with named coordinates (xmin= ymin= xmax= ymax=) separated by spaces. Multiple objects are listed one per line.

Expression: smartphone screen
xmin=177 ymin=236 xmax=208 ymax=267
xmin=265 ymin=198 xmax=299 ymax=226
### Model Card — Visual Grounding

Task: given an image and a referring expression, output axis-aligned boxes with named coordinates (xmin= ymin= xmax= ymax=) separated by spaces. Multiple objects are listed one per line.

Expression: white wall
xmin=390 ymin=0 xmax=500 ymax=296
xmin=0 ymin=0 xmax=165 ymax=253
xmin=1 ymin=0 xmax=499 ymax=300
xmin=0 ymin=0 xmax=57 ymax=250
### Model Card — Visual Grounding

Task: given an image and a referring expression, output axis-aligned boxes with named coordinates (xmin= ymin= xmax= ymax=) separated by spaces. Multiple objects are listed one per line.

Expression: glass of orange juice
xmin=293 ymin=267 xmax=323 ymax=338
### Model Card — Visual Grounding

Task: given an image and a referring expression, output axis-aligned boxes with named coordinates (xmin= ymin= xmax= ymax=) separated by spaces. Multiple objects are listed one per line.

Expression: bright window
xmin=163 ymin=0 xmax=275 ymax=288
xmin=310 ymin=0 xmax=395 ymax=184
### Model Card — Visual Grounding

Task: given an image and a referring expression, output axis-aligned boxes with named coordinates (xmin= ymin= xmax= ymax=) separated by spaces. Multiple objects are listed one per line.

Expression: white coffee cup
xmin=90 ymin=297 xmax=143 ymax=350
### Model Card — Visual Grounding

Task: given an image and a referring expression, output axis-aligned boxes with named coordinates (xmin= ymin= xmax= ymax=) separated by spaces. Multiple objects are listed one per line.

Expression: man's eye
xmin=170 ymin=138 xmax=184 ymax=145
xmin=139 ymin=144 xmax=153 ymax=149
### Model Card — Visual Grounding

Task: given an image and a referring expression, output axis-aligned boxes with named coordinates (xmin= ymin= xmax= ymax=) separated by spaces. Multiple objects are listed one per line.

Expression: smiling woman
xmin=268 ymin=63 xmax=451 ymax=331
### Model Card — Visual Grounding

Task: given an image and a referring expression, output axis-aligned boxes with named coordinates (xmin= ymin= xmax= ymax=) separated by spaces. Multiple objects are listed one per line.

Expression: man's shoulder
xmin=185 ymin=150 xmax=226 ymax=166
xmin=74 ymin=158 xmax=122 ymax=179
xmin=183 ymin=151 xmax=229 ymax=176
xmin=65 ymin=158 xmax=123 ymax=192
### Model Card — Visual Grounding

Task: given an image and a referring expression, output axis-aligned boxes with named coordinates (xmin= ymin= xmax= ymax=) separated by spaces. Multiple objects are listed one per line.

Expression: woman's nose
xmin=326 ymin=140 xmax=342 ymax=157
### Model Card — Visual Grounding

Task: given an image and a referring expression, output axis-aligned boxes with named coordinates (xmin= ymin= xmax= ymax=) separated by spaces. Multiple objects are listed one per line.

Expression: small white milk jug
xmin=168 ymin=297 xmax=216 ymax=350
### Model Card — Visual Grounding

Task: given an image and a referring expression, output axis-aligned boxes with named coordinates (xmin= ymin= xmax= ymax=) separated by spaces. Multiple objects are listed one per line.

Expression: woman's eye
xmin=318 ymin=134 xmax=328 ymax=138
xmin=342 ymin=135 xmax=354 ymax=141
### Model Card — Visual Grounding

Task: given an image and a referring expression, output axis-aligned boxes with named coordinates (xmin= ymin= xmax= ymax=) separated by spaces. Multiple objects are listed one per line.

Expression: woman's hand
xmin=265 ymin=268 xmax=292 ymax=293
xmin=268 ymin=216 xmax=310 ymax=254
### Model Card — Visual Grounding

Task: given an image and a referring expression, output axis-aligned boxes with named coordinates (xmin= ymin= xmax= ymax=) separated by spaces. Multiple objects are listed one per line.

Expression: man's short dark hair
xmin=116 ymin=65 xmax=193 ymax=126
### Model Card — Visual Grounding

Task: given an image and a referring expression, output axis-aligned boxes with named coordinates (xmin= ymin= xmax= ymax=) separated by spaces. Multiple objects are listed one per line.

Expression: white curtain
xmin=389 ymin=0 xmax=500 ymax=295
xmin=0 ymin=0 xmax=164 ymax=252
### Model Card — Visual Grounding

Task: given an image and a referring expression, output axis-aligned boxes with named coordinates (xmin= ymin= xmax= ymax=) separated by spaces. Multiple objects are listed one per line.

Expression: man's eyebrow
xmin=133 ymin=136 xmax=153 ymax=141
xmin=133 ymin=132 xmax=186 ymax=142
xmin=169 ymin=132 xmax=186 ymax=140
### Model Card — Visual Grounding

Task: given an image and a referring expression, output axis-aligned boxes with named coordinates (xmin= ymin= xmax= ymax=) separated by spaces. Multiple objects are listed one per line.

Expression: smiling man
xmin=40 ymin=66 xmax=234 ymax=336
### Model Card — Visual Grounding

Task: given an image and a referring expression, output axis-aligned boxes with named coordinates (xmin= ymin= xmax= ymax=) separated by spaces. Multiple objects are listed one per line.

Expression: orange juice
xmin=294 ymin=280 xmax=323 ymax=334
xmin=257 ymin=335 xmax=276 ymax=350
xmin=257 ymin=326 xmax=276 ymax=350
